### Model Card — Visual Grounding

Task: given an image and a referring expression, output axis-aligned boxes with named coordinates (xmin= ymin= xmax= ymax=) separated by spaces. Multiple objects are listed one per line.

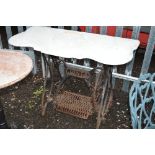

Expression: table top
xmin=9 ymin=26 xmax=140 ymax=65
xmin=0 ymin=50 xmax=33 ymax=89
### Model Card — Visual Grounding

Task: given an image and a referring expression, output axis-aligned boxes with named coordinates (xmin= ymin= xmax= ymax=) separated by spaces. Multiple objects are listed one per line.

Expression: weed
xmin=27 ymin=100 xmax=35 ymax=109
xmin=33 ymin=86 xmax=44 ymax=97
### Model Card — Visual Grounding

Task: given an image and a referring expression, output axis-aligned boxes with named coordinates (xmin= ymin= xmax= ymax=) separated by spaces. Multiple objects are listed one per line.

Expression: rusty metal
xmin=40 ymin=55 xmax=113 ymax=128
xmin=55 ymin=91 xmax=93 ymax=119
xmin=41 ymin=54 xmax=52 ymax=116
xmin=66 ymin=68 xmax=90 ymax=79
xmin=94 ymin=66 xmax=113 ymax=128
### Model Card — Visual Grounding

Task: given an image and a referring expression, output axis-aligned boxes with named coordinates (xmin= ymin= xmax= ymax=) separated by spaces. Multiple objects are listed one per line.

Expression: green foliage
xmin=33 ymin=86 xmax=44 ymax=97
xmin=26 ymin=86 xmax=44 ymax=110
xmin=27 ymin=100 xmax=35 ymax=109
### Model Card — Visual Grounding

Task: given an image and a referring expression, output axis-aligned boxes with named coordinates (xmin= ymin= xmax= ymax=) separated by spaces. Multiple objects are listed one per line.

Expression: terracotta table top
xmin=0 ymin=50 xmax=33 ymax=89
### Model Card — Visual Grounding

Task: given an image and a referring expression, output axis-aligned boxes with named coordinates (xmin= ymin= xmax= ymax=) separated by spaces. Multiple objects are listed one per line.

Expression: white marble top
xmin=9 ymin=26 xmax=140 ymax=65
xmin=0 ymin=50 xmax=33 ymax=89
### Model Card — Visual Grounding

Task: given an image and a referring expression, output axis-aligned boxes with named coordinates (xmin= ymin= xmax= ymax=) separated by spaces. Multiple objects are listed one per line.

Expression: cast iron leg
xmin=96 ymin=78 xmax=108 ymax=128
xmin=41 ymin=54 xmax=54 ymax=116
xmin=41 ymin=55 xmax=68 ymax=116
xmin=96 ymin=66 xmax=113 ymax=129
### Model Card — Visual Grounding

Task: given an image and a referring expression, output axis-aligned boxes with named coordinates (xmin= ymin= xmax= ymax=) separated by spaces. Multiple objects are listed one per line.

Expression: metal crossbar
xmin=66 ymin=62 xmax=153 ymax=84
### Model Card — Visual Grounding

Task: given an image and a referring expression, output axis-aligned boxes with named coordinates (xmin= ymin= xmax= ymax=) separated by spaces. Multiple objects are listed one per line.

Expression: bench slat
xmin=122 ymin=26 xmax=141 ymax=92
xmin=71 ymin=26 xmax=78 ymax=31
xmin=24 ymin=26 xmax=37 ymax=74
xmin=0 ymin=34 xmax=3 ymax=49
xmin=140 ymin=26 xmax=155 ymax=75
xmin=5 ymin=26 xmax=14 ymax=49
xmin=58 ymin=26 xmax=64 ymax=29
xmin=84 ymin=26 xmax=92 ymax=67
xmin=17 ymin=26 xmax=26 ymax=51
xmin=97 ymin=26 xmax=107 ymax=67
xmin=112 ymin=26 xmax=124 ymax=87
xmin=100 ymin=26 xmax=107 ymax=35
xmin=71 ymin=26 xmax=78 ymax=64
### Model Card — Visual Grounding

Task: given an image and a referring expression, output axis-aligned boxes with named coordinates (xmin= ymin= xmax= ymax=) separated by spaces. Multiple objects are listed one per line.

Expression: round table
xmin=8 ymin=26 xmax=140 ymax=128
xmin=0 ymin=50 xmax=33 ymax=128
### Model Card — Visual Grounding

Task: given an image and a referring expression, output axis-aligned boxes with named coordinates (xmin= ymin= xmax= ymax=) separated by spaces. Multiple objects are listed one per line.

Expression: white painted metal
xmin=112 ymin=72 xmax=155 ymax=84
xmin=66 ymin=62 xmax=144 ymax=84
xmin=8 ymin=26 xmax=140 ymax=66
xmin=66 ymin=62 xmax=100 ymax=73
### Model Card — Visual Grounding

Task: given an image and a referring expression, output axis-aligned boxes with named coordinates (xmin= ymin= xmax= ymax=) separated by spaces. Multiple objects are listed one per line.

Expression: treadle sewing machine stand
xmin=9 ymin=27 xmax=140 ymax=129
xmin=41 ymin=54 xmax=113 ymax=128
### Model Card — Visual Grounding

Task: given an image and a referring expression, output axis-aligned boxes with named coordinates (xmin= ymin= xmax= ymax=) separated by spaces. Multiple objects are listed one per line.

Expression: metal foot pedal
xmin=55 ymin=91 xmax=93 ymax=119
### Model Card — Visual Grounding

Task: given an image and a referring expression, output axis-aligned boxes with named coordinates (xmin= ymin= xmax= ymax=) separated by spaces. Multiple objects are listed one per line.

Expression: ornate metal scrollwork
xmin=129 ymin=73 xmax=155 ymax=129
